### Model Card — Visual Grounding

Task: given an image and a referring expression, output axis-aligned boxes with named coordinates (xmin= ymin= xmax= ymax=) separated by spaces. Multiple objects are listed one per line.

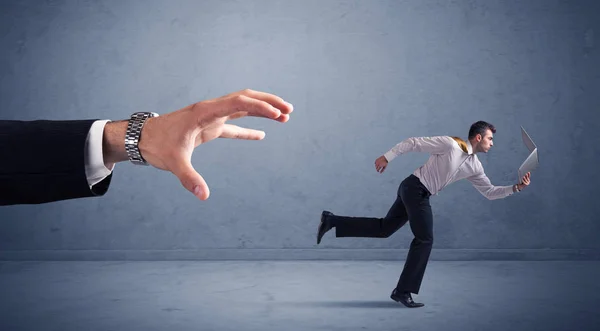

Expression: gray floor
xmin=0 ymin=261 xmax=599 ymax=331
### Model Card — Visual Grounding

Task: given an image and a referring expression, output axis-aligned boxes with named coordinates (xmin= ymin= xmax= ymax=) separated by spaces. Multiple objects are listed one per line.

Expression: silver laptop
xmin=518 ymin=126 xmax=539 ymax=180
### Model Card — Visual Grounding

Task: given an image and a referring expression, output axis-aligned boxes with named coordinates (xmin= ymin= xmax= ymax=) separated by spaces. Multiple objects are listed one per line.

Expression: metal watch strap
xmin=125 ymin=112 xmax=159 ymax=165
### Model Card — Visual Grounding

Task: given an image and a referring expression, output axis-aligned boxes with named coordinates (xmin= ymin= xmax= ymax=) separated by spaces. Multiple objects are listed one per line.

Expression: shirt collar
xmin=466 ymin=140 xmax=474 ymax=155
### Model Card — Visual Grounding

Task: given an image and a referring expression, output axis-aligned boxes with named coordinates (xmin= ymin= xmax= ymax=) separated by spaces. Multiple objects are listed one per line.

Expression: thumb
xmin=171 ymin=159 xmax=210 ymax=200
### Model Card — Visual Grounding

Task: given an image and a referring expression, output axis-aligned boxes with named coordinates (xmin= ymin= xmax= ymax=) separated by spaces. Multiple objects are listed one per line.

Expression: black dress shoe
xmin=317 ymin=211 xmax=334 ymax=244
xmin=390 ymin=289 xmax=424 ymax=308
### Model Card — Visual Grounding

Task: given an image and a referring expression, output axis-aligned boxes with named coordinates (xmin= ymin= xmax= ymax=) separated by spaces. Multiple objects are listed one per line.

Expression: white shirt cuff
xmin=384 ymin=150 xmax=397 ymax=162
xmin=506 ymin=185 xmax=516 ymax=196
xmin=84 ymin=120 xmax=114 ymax=188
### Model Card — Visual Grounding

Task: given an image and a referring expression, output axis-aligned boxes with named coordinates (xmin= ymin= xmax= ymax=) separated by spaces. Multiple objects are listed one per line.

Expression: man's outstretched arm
xmin=0 ymin=89 xmax=293 ymax=206
xmin=467 ymin=171 xmax=531 ymax=200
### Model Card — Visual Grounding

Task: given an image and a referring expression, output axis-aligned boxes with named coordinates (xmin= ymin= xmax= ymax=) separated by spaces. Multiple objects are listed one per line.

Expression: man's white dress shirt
xmin=384 ymin=136 xmax=514 ymax=200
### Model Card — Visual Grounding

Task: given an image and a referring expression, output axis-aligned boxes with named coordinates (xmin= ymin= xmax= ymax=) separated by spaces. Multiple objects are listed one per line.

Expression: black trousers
xmin=329 ymin=174 xmax=433 ymax=294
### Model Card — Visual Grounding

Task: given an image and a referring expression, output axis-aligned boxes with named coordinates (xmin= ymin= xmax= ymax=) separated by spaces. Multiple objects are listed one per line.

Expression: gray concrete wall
xmin=1 ymin=0 xmax=599 ymax=260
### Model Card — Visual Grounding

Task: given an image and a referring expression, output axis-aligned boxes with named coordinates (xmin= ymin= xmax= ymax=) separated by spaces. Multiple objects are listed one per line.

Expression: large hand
xmin=374 ymin=155 xmax=388 ymax=174
xmin=118 ymin=89 xmax=293 ymax=201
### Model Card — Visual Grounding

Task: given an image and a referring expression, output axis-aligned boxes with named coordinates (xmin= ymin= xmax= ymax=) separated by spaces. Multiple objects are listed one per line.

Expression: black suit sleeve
xmin=0 ymin=119 xmax=113 ymax=205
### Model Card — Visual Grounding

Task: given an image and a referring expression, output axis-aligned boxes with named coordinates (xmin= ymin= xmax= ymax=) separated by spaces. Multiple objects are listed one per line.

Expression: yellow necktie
xmin=451 ymin=136 xmax=468 ymax=154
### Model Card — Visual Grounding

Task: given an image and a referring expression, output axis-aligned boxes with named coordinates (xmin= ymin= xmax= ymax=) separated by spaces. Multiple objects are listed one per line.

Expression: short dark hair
xmin=468 ymin=121 xmax=496 ymax=139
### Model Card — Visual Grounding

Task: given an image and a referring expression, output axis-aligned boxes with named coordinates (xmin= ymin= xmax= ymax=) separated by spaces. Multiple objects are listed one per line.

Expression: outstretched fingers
xmin=217 ymin=95 xmax=281 ymax=120
xmin=238 ymin=89 xmax=294 ymax=115
xmin=216 ymin=90 xmax=293 ymax=120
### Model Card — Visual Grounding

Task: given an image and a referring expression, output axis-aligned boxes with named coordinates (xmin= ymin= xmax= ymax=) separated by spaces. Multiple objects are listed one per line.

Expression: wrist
xmin=136 ymin=117 xmax=158 ymax=164
xmin=124 ymin=112 xmax=160 ymax=166
xmin=102 ymin=120 xmax=129 ymax=168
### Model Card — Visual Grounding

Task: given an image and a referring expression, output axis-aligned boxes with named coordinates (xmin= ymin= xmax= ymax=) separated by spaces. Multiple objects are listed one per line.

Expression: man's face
xmin=478 ymin=129 xmax=494 ymax=153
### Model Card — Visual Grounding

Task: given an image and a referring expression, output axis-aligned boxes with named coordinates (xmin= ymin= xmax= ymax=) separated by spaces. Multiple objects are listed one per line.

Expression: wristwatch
xmin=125 ymin=112 xmax=159 ymax=165
xmin=514 ymin=184 xmax=521 ymax=192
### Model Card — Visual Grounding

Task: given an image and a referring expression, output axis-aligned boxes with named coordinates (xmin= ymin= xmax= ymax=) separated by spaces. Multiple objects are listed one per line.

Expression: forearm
xmin=481 ymin=185 xmax=514 ymax=200
xmin=481 ymin=183 xmax=526 ymax=199
xmin=469 ymin=172 xmax=516 ymax=200
xmin=0 ymin=120 xmax=94 ymax=177
xmin=384 ymin=139 xmax=413 ymax=162
xmin=0 ymin=119 xmax=109 ymax=205
xmin=102 ymin=120 xmax=129 ymax=168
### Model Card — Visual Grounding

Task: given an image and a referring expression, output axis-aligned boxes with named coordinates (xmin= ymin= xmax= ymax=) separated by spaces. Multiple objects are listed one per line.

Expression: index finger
xmin=218 ymin=95 xmax=282 ymax=120
xmin=240 ymin=89 xmax=294 ymax=114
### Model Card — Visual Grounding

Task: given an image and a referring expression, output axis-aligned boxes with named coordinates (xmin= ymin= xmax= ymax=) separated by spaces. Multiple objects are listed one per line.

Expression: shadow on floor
xmin=278 ymin=300 xmax=405 ymax=309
